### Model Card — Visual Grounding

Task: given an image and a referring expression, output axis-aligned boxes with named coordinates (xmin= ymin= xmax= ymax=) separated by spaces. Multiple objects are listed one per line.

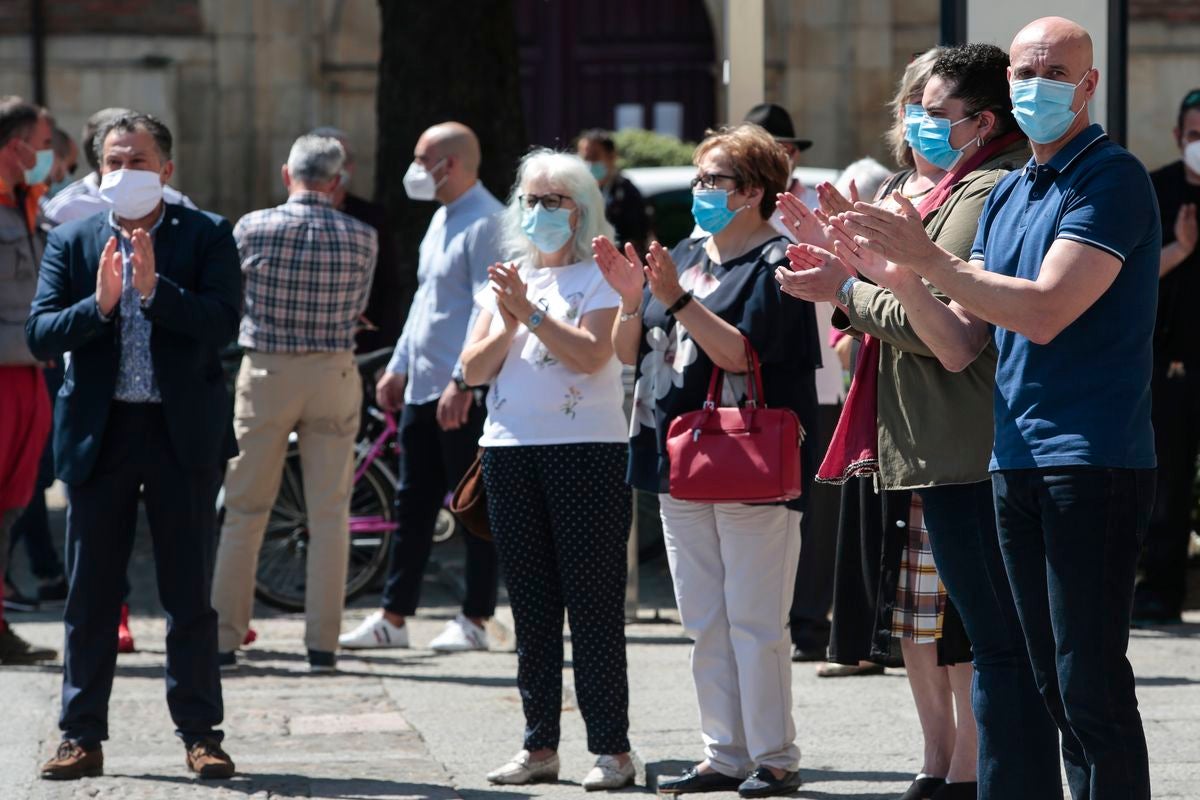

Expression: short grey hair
xmin=287 ymin=134 xmax=345 ymax=183
xmin=308 ymin=126 xmax=352 ymax=164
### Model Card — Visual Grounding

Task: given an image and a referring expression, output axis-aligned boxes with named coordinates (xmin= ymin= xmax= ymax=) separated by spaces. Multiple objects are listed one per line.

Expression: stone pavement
xmin=3 ymin=503 xmax=1199 ymax=799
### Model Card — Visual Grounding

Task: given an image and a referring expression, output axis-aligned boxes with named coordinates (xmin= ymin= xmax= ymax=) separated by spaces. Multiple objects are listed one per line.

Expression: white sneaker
xmin=486 ymin=750 xmax=560 ymax=785
xmin=429 ymin=614 xmax=489 ymax=652
xmin=582 ymin=754 xmax=636 ymax=791
xmin=337 ymin=610 xmax=410 ymax=650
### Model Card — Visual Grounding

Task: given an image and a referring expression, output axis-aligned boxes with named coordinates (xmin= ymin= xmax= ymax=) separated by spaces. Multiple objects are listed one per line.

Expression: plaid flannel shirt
xmin=235 ymin=191 xmax=378 ymax=353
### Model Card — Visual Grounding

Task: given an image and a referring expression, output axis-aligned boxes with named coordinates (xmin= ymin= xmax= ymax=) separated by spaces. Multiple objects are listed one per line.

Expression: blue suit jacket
xmin=26 ymin=204 xmax=241 ymax=485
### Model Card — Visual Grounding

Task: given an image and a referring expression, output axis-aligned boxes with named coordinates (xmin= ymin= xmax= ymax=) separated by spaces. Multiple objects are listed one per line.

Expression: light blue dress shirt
xmin=387 ymin=181 xmax=504 ymax=404
xmin=109 ymin=209 xmax=166 ymax=402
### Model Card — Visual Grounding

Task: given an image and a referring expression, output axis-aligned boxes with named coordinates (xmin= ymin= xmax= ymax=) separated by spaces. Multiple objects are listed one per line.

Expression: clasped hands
xmin=95 ymin=230 xmax=157 ymax=317
xmin=774 ymin=184 xmax=940 ymax=304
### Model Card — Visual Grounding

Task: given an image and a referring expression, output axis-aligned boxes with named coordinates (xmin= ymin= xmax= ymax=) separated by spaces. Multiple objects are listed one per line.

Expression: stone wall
xmin=0 ymin=1 xmax=1196 ymax=221
xmin=1129 ymin=19 xmax=1200 ymax=173
xmin=0 ymin=0 xmax=380 ymax=222
xmin=763 ymin=0 xmax=941 ymax=173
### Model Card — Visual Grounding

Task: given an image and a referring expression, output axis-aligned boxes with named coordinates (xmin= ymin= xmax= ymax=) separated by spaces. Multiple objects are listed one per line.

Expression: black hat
xmin=743 ymin=103 xmax=812 ymax=151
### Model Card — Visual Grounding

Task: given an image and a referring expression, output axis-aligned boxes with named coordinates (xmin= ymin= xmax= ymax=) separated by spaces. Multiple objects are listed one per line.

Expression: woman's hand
xmin=816 ymin=180 xmax=859 ymax=216
xmin=776 ymin=192 xmax=832 ymax=249
xmin=644 ymin=241 xmax=686 ymax=306
xmin=775 ymin=243 xmax=854 ymax=303
xmin=593 ymin=236 xmax=647 ymax=309
xmin=826 ymin=214 xmax=917 ymax=292
xmin=488 ymin=262 xmax=536 ymax=324
xmin=838 ymin=192 xmax=941 ymax=274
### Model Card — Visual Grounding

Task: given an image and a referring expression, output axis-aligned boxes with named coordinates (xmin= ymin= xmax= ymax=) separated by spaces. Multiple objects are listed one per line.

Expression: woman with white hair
xmin=460 ymin=149 xmax=635 ymax=791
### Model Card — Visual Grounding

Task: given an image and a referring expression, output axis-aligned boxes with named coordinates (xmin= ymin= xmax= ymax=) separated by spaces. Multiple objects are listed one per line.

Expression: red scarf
xmin=815 ymin=130 xmax=1026 ymax=484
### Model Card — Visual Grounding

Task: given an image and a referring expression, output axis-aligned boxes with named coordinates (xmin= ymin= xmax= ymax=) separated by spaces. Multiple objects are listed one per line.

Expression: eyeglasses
xmin=690 ymin=172 xmax=738 ymax=191
xmin=519 ymin=193 xmax=571 ymax=211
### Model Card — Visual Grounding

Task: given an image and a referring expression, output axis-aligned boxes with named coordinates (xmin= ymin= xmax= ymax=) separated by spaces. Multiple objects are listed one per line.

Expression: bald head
xmin=419 ymin=122 xmax=481 ymax=175
xmin=1010 ymin=16 xmax=1093 ymax=84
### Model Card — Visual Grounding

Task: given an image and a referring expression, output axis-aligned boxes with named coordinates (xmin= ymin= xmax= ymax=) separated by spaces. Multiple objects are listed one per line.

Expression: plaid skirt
xmin=891 ymin=494 xmax=947 ymax=644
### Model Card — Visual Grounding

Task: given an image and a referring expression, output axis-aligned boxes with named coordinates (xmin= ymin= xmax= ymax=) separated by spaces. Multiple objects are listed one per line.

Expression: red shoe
xmin=242 ymin=628 xmax=257 ymax=647
xmin=117 ymin=604 xmax=135 ymax=654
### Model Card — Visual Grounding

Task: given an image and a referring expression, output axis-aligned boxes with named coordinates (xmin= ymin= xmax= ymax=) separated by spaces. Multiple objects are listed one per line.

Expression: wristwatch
xmin=835 ymin=276 xmax=857 ymax=307
xmin=527 ymin=309 xmax=545 ymax=330
xmin=453 ymin=376 xmax=471 ymax=392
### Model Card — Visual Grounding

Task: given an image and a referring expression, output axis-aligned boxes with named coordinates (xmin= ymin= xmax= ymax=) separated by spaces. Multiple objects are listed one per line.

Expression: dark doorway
xmin=515 ymin=0 xmax=718 ymax=148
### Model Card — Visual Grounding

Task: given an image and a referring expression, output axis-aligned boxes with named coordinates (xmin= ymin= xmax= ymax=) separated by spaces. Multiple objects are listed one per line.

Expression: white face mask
xmin=99 ymin=168 xmax=164 ymax=219
xmin=402 ymin=158 xmax=446 ymax=202
xmin=1184 ymin=140 xmax=1200 ymax=175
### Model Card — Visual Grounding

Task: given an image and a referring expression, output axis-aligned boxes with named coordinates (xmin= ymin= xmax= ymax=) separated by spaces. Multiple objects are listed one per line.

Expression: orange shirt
xmin=0 ymin=178 xmax=47 ymax=232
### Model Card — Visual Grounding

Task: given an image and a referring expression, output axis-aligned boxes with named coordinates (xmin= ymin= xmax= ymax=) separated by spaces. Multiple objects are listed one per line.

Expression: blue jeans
xmin=992 ymin=468 xmax=1153 ymax=800
xmin=918 ymin=481 xmax=1062 ymax=800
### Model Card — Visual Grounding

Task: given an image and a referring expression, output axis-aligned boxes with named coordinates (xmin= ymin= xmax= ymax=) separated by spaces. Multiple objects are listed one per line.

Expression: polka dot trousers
xmin=481 ymin=443 xmax=632 ymax=755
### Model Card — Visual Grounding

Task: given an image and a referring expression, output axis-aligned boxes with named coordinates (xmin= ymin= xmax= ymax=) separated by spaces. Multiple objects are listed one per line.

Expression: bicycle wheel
xmin=253 ymin=450 xmax=395 ymax=611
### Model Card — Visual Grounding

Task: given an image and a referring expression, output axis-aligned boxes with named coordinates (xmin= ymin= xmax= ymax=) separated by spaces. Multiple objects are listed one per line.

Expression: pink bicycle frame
xmin=349 ymin=411 xmax=400 ymax=534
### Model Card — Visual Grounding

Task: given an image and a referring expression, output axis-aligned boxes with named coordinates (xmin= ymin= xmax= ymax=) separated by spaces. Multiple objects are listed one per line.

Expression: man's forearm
xmin=890 ymin=271 xmax=989 ymax=373
xmin=911 ymin=247 xmax=1048 ymax=340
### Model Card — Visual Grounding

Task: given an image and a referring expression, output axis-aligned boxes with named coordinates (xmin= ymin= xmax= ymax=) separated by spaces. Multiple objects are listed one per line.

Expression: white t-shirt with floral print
xmin=476 ymin=259 xmax=627 ymax=447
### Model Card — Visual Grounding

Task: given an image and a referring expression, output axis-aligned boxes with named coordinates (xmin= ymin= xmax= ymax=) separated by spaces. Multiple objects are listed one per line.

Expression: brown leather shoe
xmin=186 ymin=738 xmax=235 ymax=779
xmin=40 ymin=741 xmax=103 ymax=780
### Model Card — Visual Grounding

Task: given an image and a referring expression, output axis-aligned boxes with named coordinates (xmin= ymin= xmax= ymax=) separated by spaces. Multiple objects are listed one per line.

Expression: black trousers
xmin=60 ymin=403 xmax=223 ymax=748
xmin=482 ymin=443 xmax=631 ymax=754
xmin=789 ymin=403 xmax=840 ymax=651
xmin=1137 ymin=363 xmax=1200 ymax=616
xmin=382 ymin=399 xmax=498 ymax=618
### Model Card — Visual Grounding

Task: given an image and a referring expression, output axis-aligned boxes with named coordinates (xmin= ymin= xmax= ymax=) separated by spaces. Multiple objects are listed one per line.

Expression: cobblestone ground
xmin=2 ymin=501 xmax=1198 ymax=799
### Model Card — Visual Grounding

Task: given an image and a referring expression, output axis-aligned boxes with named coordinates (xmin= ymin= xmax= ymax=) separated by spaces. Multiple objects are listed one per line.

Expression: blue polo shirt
xmin=971 ymin=124 xmax=1160 ymax=471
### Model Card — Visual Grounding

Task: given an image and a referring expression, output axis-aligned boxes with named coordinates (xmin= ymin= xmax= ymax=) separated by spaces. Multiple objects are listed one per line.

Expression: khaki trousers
xmin=659 ymin=495 xmax=803 ymax=776
xmin=212 ymin=351 xmax=361 ymax=653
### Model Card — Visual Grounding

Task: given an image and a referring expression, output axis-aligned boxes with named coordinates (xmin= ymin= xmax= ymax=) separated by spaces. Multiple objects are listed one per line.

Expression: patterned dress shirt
xmin=235 ymin=191 xmax=378 ymax=353
xmin=109 ymin=208 xmax=165 ymax=402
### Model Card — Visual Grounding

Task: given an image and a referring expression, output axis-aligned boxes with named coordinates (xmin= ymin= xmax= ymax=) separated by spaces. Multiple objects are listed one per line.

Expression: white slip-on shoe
xmin=429 ymin=614 xmax=489 ymax=652
xmin=338 ymin=610 xmax=410 ymax=649
xmin=582 ymin=754 xmax=636 ymax=791
xmin=486 ymin=750 xmax=560 ymax=785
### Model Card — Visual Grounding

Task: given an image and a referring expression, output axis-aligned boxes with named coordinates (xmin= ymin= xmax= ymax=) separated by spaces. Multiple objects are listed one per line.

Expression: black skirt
xmin=826 ymin=476 xmax=972 ymax=667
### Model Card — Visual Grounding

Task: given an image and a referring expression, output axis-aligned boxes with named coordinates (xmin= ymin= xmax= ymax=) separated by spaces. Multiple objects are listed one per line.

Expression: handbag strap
xmin=703 ymin=336 xmax=766 ymax=410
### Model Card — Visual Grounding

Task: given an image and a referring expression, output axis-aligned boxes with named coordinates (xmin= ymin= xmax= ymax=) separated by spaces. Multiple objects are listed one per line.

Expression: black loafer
xmin=900 ymin=776 xmax=946 ymax=800
xmin=658 ymin=766 xmax=744 ymax=794
xmin=737 ymin=766 xmax=802 ymax=798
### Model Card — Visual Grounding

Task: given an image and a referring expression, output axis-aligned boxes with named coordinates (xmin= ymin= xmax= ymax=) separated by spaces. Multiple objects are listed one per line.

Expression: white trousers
xmin=659 ymin=495 xmax=803 ymax=776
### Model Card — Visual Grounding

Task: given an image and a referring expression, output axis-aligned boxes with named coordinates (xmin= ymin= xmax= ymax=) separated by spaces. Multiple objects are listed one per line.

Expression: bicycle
xmin=217 ymin=347 xmax=458 ymax=612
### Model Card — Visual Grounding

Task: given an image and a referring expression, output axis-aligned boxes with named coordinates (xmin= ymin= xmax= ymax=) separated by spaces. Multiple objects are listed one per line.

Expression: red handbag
xmin=666 ymin=339 xmax=804 ymax=503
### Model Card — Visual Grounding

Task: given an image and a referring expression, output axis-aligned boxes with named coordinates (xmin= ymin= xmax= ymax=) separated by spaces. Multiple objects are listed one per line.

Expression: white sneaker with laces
xmin=429 ymin=614 xmax=489 ymax=652
xmin=582 ymin=755 xmax=636 ymax=791
xmin=338 ymin=610 xmax=410 ymax=650
xmin=486 ymin=750 xmax=560 ymax=785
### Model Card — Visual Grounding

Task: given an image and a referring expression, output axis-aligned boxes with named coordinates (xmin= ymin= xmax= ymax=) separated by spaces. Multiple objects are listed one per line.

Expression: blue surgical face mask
xmin=914 ymin=113 xmax=978 ymax=170
xmin=23 ymin=148 xmax=53 ymax=185
xmin=691 ymin=188 xmax=744 ymax=235
xmin=587 ymin=161 xmax=607 ymax=182
xmin=1010 ymin=73 xmax=1089 ymax=144
xmin=521 ymin=204 xmax=575 ymax=254
xmin=903 ymin=104 xmax=925 ymax=149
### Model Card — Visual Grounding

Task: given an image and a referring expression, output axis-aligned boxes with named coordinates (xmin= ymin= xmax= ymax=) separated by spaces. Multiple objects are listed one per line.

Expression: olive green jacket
xmin=834 ymin=140 xmax=1029 ymax=489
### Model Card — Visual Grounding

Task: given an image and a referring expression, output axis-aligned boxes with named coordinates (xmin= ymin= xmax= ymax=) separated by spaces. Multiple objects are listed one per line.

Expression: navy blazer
xmin=26 ymin=204 xmax=241 ymax=485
